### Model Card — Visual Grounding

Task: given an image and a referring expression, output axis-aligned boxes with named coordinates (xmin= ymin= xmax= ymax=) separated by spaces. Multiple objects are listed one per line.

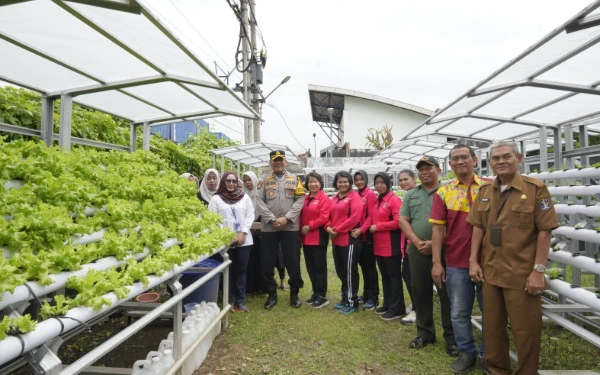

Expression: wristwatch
xmin=533 ymin=264 xmax=546 ymax=273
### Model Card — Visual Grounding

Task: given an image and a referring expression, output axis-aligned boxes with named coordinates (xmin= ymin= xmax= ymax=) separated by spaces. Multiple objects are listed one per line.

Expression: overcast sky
xmin=45 ymin=1 xmax=600 ymax=153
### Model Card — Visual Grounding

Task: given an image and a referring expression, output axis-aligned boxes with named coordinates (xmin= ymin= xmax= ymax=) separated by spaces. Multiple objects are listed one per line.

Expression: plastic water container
xmin=147 ymin=356 xmax=162 ymax=375
xmin=181 ymin=330 xmax=193 ymax=375
xmin=207 ymin=302 xmax=221 ymax=336
xmin=158 ymin=339 xmax=173 ymax=357
xmin=161 ymin=349 xmax=175 ymax=373
xmin=193 ymin=315 xmax=208 ymax=368
xmin=184 ymin=302 xmax=197 ymax=313
xmin=131 ymin=360 xmax=150 ymax=375
xmin=179 ymin=259 xmax=222 ymax=305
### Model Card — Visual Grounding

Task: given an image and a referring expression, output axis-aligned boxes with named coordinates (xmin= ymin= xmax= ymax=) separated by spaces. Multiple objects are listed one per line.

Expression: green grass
xmin=212 ymin=251 xmax=600 ymax=374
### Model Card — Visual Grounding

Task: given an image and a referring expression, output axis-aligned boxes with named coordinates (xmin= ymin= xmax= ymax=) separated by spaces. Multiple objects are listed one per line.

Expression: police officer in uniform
xmin=467 ymin=140 xmax=558 ymax=375
xmin=256 ymin=150 xmax=306 ymax=310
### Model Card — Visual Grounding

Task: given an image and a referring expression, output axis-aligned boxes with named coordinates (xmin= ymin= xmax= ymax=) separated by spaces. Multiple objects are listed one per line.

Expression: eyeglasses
xmin=225 ymin=179 xmax=238 ymax=184
xmin=450 ymin=155 xmax=471 ymax=162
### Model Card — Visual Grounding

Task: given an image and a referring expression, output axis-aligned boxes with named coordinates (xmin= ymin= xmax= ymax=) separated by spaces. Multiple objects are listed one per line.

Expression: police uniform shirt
xmin=466 ymin=173 xmax=559 ymax=290
xmin=256 ymin=171 xmax=305 ymax=232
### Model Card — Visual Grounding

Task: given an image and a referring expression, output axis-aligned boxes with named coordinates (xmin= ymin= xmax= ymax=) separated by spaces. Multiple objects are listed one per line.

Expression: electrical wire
xmin=224 ymin=0 xmax=256 ymax=73
xmin=248 ymin=3 xmax=267 ymax=55
xmin=167 ymin=0 xmax=242 ymax=82
xmin=212 ymin=118 xmax=244 ymax=135
xmin=266 ymin=103 xmax=306 ymax=151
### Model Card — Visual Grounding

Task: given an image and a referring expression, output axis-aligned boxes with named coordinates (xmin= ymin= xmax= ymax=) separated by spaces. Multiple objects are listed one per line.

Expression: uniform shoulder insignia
xmin=257 ymin=179 xmax=263 ymax=190
xmin=522 ymin=175 xmax=545 ymax=188
xmin=294 ymin=177 xmax=306 ymax=196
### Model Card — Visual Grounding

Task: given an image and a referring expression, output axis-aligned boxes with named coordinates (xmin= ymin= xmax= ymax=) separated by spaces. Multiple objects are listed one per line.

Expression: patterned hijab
xmin=216 ymin=172 xmax=245 ymax=205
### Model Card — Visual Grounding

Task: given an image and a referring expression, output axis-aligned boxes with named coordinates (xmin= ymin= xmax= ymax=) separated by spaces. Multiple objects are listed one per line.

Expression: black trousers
xmin=402 ymin=250 xmax=414 ymax=306
xmin=408 ymin=246 xmax=454 ymax=344
xmin=358 ymin=240 xmax=379 ymax=302
xmin=376 ymin=254 xmax=407 ymax=315
xmin=261 ymin=231 xmax=303 ymax=296
xmin=332 ymin=241 xmax=362 ymax=307
xmin=246 ymin=231 xmax=268 ymax=294
xmin=303 ymin=244 xmax=328 ymax=297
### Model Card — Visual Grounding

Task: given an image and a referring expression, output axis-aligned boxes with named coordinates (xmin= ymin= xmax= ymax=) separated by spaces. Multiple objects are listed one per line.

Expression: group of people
xmin=183 ymin=140 xmax=558 ymax=375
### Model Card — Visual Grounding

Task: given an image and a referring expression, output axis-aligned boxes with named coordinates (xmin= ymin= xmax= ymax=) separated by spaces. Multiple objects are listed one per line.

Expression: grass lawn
xmin=201 ymin=250 xmax=600 ymax=374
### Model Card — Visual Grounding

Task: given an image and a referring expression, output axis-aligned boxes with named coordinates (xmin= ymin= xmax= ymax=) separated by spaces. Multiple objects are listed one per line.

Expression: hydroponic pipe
xmin=554 ymin=204 xmax=600 ymax=217
xmin=0 ymin=247 xmax=224 ymax=367
xmin=527 ymin=168 xmax=600 ymax=180
xmin=553 ymin=227 xmax=600 ymax=245
xmin=546 ymin=278 xmax=600 ymax=311
xmin=548 ymin=250 xmax=600 ymax=276
xmin=0 ymin=238 xmax=179 ymax=311
xmin=548 ymin=185 xmax=600 ymax=196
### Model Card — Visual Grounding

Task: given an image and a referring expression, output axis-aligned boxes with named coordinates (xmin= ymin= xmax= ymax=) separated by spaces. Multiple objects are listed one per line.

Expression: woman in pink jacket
xmin=299 ymin=172 xmax=332 ymax=309
xmin=326 ymin=171 xmax=363 ymax=315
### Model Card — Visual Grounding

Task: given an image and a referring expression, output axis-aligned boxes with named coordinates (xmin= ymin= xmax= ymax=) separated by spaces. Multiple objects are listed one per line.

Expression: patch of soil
xmin=11 ymin=312 xmax=173 ymax=374
xmin=199 ymin=334 xmax=248 ymax=374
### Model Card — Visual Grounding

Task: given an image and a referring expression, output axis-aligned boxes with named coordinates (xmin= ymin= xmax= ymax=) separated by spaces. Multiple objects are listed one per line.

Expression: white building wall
xmin=342 ymin=96 xmax=429 ymax=149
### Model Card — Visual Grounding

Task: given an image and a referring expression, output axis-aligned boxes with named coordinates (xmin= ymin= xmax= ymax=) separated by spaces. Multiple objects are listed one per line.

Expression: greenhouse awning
xmin=209 ymin=142 xmax=302 ymax=168
xmin=405 ymin=1 xmax=600 ymax=142
xmin=303 ymin=165 xmax=412 ymax=177
xmin=0 ymin=0 xmax=259 ymax=125
xmin=366 ymin=139 xmax=475 ymax=165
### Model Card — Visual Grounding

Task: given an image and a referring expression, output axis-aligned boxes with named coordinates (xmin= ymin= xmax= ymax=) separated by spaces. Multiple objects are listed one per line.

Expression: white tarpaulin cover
xmin=405 ymin=1 xmax=600 ymax=142
xmin=366 ymin=139 xmax=473 ymax=165
xmin=209 ymin=142 xmax=302 ymax=168
xmin=0 ymin=0 xmax=258 ymax=124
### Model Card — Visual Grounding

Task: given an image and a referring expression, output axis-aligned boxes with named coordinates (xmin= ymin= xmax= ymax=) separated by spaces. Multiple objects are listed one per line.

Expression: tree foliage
xmin=0 ymin=86 xmax=238 ymax=177
xmin=365 ymin=124 xmax=394 ymax=150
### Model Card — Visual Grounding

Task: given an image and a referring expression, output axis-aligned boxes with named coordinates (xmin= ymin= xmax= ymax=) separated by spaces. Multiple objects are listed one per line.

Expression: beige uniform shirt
xmin=466 ymin=173 xmax=559 ymax=290
xmin=256 ymin=171 xmax=305 ymax=232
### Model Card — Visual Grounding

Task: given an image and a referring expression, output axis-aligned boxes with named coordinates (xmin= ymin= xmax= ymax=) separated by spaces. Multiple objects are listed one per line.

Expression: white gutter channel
xmin=0 ymin=238 xmax=180 ymax=311
xmin=547 ymin=278 xmax=600 ymax=312
xmin=0 ymin=247 xmax=222 ymax=366
xmin=548 ymin=185 xmax=600 ymax=196
xmin=554 ymin=204 xmax=600 ymax=217
xmin=548 ymin=250 xmax=600 ymax=275
xmin=553 ymin=227 xmax=600 ymax=245
xmin=527 ymin=168 xmax=600 ymax=180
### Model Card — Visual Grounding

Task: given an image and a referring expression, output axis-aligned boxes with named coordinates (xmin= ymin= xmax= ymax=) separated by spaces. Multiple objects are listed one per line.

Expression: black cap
xmin=416 ymin=155 xmax=440 ymax=168
xmin=270 ymin=150 xmax=286 ymax=160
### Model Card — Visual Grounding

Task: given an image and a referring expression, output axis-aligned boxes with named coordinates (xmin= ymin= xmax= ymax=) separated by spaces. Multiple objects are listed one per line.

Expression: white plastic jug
xmin=131 ymin=360 xmax=150 ymax=375
xmin=207 ymin=302 xmax=221 ymax=337
xmin=161 ymin=349 xmax=175 ymax=373
xmin=181 ymin=330 xmax=194 ymax=375
xmin=147 ymin=356 xmax=163 ymax=375
xmin=158 ymin=339 xmax=173 ymax=357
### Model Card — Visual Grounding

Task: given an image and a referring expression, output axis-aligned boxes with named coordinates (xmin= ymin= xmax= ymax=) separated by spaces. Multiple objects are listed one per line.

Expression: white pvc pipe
xmin=547 ymin=278 xmax=600 ymax=311
xmin=527 ymin=168 xmax=600 ymax=180
xmin=553 ymin=226 xmax=600 ymax=245
xmin=548 ymin=250 xmax=600 ymax=275
xmin=0 ymin=238 xmax=180 ymax=310
xmin=70 ymin=229 xmax=106 ymax=246
xmin=0 ymin=247 xmax=222 ymax=366
xmin=548 ymin=185 xmax=600 ymax=196
xmin=554 ymin=204 xmax=600 ymax=217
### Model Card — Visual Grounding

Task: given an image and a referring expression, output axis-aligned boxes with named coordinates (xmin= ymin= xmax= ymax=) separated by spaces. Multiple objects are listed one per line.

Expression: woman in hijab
xmin=370 ymin=172 xmax=407 ymax=321
xmin=242 ymin=171 xmax=268 ymax=294
xmin=350 ymin=170 xmax=379 ymax=311
xmin=208 ymin=172 xmax=255 ymax=312
xmin=180 ymin=173 xmax=201 ymax=199
xmin=199 ymin=168 xmax=220 ymax=205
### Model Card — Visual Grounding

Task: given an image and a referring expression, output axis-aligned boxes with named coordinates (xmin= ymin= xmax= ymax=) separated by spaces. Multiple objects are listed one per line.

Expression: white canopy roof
xmin=405 ymin=1 xmax=600 ymax=142
xmin=0 ymin=0 xmax=258 ymax=124
xmin=366 ymin=139 xmax=478 ymax=165
xmin=303 ymin=165 xmax=412 ymax=177
xmin=209 ymin=142 xmax=301 ymax=168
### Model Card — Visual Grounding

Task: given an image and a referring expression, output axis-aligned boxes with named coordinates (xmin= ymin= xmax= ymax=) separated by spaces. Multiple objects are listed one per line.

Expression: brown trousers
xmin=483 ymin=283 xmax=542 ymax=375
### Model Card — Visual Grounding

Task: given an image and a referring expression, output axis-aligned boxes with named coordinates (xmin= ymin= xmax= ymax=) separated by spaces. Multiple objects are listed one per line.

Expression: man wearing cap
xmin=256 ymin=150 xmax=306 ymax=310
xmin=399 ymin=156 xmax=457 ymax=356
xmin=467 ymin=140 xmax=558 ymax=375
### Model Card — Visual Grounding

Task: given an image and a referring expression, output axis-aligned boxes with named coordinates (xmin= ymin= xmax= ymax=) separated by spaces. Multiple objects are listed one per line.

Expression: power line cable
xmin=266 ymin=103 xmax=306 ymax=151
xmin=211 ymin=118 xmax=244 ymax=135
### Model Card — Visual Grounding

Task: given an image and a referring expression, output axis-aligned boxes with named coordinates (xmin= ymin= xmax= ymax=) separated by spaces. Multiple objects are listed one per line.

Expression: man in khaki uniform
xmin=256 ymin=150 xmax=305 ymax=310
xmin=467 ymin=140 xmax=558 ymax=375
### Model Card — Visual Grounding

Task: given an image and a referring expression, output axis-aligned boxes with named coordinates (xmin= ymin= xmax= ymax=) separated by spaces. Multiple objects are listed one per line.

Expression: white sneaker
xmin=401 ymin=310 xmax=417 ymax=325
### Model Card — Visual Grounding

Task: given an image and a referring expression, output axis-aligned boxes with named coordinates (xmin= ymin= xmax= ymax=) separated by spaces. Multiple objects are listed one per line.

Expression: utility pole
xmin=250 ymin=0 xmax=261 ymax=143
xmin=241 ymin=0 xmax=252 ymax=143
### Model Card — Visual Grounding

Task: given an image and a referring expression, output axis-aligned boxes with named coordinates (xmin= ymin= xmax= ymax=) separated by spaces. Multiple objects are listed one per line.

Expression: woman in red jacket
xmin=299 ymin=172 xmax=331 ymax=309
xmin=350 ymin=170 xmax=379 ymax=310
xmin=370 ymin=172 xmax=407 ymax=321
xmin=327 ymin=171 xmax=363 ymax=315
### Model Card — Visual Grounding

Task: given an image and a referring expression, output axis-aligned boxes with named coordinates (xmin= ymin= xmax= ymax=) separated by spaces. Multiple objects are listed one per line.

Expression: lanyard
xmin=491 ymin=188 xmax=511 ymax=226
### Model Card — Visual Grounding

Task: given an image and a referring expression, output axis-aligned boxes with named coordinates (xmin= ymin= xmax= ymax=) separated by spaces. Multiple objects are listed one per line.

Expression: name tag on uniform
xmin=481 ymin=198 xmax=490 ymax=202
xmin=411 ymin=196 xmax=420 ymax=199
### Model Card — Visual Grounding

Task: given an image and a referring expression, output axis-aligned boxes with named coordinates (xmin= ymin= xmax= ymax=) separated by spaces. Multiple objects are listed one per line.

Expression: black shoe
xmin=451 ymin=352 xmax=477 ymax=374
xmin=380 ymin=311 xmax=403 ymax=321
xmin=375 ymin=306 xmax=388 ymax=315
xmin=446 ymin=343 xmax=460 ymax=357
xmin=312 ymin=296 xmax=330 ymax=309
xmin=290 ymin=295 xmax=302 ymax=308
xmin=264 ymin=295 xmax=277 ymax=310
xmin=478 ymin=356 xmax=490 ymax=374
xmin=409 ymin=336 xmax=436 ymax=349
xmin=305 ymin=294 xmax=317 ymax=304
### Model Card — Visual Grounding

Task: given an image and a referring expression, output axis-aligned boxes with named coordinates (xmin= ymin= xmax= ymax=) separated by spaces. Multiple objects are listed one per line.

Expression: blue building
xmin=150 ymin=119 xmax=210 ymax=143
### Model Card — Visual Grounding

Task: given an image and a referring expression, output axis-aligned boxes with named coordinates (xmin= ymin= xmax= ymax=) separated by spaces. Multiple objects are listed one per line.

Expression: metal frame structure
xmin=208 ymin=142 xmax=302 ymax=175
xmin=0 ymin=0 xmax=260 ymax=151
